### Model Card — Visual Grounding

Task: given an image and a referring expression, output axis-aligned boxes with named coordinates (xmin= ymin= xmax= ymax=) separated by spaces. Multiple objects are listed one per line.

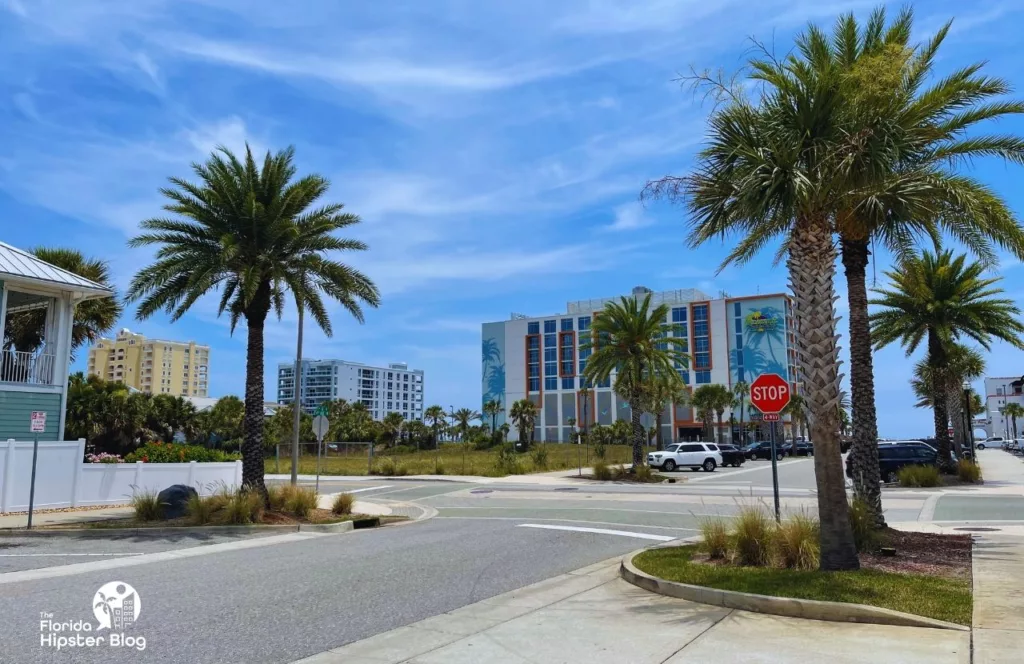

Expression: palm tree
xmin=1003 ymin=403 xmax=1024 ymax=441
xmin=581 ymin=293 xmax=688 ymax=466
xmin=815 ymin=8 xmax=1024 ymax=530
xmin=499 ymin=422 xmax=510 ymax=442
xmin=704 ymin=384 xmax=732 ymax=446
xmin=483 ymin=399 xmax=503 ymax=442
xmin=509 ymin=399 xmax=537 ymax=449
xmin=452 ymin=408 xmax=480 ymax=442
xmin=381 ymin=412 xmax=405 ymax=448
xmin=126 ymin=145 xmax=379 ymax=493
xmin=425 ymin=405 xmax=446 ymax=450
xmin=3 ymin=248 xmax=122 ymax=356
xmin=872 ymin=250 xmax=1024 ymax=470
xmin=910 ymin=344 xmax=985 ymax=455
xmin=689 ymin=386 xmax=717 ymax=443
xmin=731 ymin=381 xmax=750 ymax=445
xmin=641 ymin=371 xmax=688 ymax=449
xmin=781 ymin=394 xmax=807 ymax=443
xmin=644 ymin=24 xmax=865 ymax=569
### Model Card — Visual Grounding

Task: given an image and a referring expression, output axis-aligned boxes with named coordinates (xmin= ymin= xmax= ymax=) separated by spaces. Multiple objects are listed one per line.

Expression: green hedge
xmin=125 ymin=442 xmax=240 ymax=463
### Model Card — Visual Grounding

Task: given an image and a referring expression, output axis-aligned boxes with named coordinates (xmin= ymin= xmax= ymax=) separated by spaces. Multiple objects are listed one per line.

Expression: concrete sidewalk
xmin=0 ymin=505 xmax=132 ymax=529
xmin=973 ymin=535 xmax=1024 ymax=664
xmin=292 ymin=557 xmax=968 ymax=664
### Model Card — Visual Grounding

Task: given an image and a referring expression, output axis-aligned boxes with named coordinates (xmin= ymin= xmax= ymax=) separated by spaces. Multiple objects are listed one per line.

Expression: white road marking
xmin=517 ymin=523 xmax=676 ymax=541
xmin=682 ymin=458 xmax=810 ymax=482
xmin=342 ymin=485 xmax=393 ymax=494
xmin=0 ymin=553 xmax=146 ymax=557
xmin=0 ymin=531 xmax=330 ymax=585
xmin=439 ymin=515 xmax=698 ymax=531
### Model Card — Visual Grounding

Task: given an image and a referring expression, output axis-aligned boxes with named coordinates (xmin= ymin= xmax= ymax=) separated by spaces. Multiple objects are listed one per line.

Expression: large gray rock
xmin=157 ymin=484 xmax=198 ymax=520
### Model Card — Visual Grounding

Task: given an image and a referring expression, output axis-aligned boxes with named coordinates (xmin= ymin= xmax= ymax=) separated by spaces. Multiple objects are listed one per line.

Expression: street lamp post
xmin=290 ymin=304 xmax=304 ymax=486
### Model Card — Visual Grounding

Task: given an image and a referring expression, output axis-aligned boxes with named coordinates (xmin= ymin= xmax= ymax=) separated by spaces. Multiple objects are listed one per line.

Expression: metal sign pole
xmin=27 ymin=435 xmax=39 ymax=530
xmin=315 ymin=438 xmax=322 ymax=494
xmin=769 ymin=418 xmax=780 ymax=523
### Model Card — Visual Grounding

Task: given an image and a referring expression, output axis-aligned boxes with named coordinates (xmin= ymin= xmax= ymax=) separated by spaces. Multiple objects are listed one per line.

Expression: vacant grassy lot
xmin=264 ymin=443 xmax=652 ymax=477
xmin=634 ymin=545 xmax=972 ymax=625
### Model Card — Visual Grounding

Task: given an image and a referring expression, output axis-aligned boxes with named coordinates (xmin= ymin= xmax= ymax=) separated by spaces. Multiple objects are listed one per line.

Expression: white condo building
xmin=277 ymin=359 xmax=424 ymax=421
xmin=981 ymin=376 xmax=1024 ymax=439
xmin=482 ymin=286 xmax=799 ymax=444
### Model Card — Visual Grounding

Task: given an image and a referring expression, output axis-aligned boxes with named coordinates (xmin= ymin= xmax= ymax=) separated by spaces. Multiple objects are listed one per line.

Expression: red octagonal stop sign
xmin=750 ymin=374 xmax=791 ymax=414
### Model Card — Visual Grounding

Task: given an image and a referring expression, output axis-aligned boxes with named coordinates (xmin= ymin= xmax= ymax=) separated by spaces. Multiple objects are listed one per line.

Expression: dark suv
xmin=744 ymin=441 xmax=785 ymax=461
xmin=846 ymin=442 xmax=938 ymax=484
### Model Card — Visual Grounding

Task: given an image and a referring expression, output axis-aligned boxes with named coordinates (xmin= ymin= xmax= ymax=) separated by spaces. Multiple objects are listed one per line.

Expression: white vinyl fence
xmin=0 ymin=439 xmax=242 ymax=513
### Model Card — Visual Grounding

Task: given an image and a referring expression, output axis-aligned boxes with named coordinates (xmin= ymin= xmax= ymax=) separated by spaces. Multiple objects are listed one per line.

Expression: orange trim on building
xmin=690 ymin=301 xmax=712 ymax=372
xmin=558 ymin=331 xmax=576 ymax=377
xmin=525 ymin=333 xmax=541 ymax=400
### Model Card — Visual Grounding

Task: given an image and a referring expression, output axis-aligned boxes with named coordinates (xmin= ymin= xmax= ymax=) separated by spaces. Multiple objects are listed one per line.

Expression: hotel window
xmin=559 ymin=330 xmax=575 ymax=377
xmin=696 ymin=370 xmax=711 ymax=384
xmin=733 ymin=302 xmax=745 ymax=382
xmin=544 ymin=320 xmax=556 ymax=334
xmin=561 ymin=318 xmax=573 ymax=331
xmin=671 ymin=307 xmax=689 ymax=381
xmin=527 ymin=335 xmax=541 ymax=392
xmin=528 ymin=321 xmax=539 ymax=335
xmin=671 ymin=307 xmax=687 ymax=324
xmin=577 ymin=316 xmax=591 ymax=331
xmin=545 ymin=375 xmax=558 ymax=391
xmin=562 ymin=377 xmax=574 ymax=390
xmin=693 ymin=304 xmax=710 ymax=371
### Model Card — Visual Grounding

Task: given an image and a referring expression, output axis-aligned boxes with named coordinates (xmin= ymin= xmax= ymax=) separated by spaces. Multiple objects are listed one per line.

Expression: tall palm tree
xmin=644 ymin=23 xmax=865 ymax=569
xmin=581 ymin=293 xmax=688 ymax=466
xmin=872 ymin=250 xmax=1024 ymax=470
xmin=126 ymin=145 xmax=379 ymax=493
xmin=452 ymin=408 xmax=480 ymax=442
xmin=731 ymin=380 xmax=750 ymax=445
xmin=781 ymin=394 xmax=807 ymax=443
xmin=702 ymin=384 xmax=732 ymax=446
xmin=425 ymin=405 xmax=446 ymax=450
xmin=381 ymin=412 xmax=405 ymax=448
xmin=509 ymin=399 xmax=537 ymax=448
xmin=1002 ymin=403 xmax=1024 ymax=441
xmin=3 ymin=248 xmax=122 ymax=356
xmin=482 ymin=399 xmax=503 ymax=441
xmin=910 ymin=344 xmax=985 ymax=455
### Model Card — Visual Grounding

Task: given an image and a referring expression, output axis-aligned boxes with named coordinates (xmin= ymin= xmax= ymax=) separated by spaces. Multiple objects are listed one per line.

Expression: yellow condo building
xmin=87 ymin=329 xmax=210 ymax=397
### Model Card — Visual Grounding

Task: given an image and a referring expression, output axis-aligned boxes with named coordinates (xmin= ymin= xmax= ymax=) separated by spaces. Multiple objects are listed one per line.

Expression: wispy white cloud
xmin=605 ymin=202 xmax=652 ymax=231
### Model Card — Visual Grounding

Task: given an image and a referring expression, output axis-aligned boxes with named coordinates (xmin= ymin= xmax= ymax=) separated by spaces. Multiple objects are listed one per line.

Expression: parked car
xmin=781 ymin=441 xmax=814 ymax=457
xmin=647 ymin=443 xmax=722 ymax=472
xmin=744 ymin=441 xmax=785 ymax=461
xmin=848 ymin=442 xmax=938 ymax=483
xmin=977 ymin=437 xmax=1001 ymax=450
xmin=716 ymin=444 xmax=746 ymax=467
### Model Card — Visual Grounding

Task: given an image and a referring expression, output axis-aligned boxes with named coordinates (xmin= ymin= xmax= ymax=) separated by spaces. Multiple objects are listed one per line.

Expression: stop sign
xmin=750 ymin=374 xmax=791 ymax=414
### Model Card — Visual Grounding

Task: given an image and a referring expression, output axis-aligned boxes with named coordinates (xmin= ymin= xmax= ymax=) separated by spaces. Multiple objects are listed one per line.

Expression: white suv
xmin=648 ymin=443 xmax=722 ymax=472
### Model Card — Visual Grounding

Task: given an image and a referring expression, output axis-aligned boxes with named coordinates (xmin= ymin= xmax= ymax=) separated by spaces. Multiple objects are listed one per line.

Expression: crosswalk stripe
xmin=516 ymin=523 xmax=676 ymax=541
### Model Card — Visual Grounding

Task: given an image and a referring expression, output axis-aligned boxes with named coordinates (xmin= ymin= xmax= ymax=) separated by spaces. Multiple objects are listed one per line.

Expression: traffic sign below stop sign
xmin=750 ymin=374 xmax=791 ymax=414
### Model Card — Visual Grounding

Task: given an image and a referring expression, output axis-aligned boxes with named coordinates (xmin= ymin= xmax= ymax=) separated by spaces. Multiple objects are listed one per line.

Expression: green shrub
xmin=125 ymin=442 xmax=240 ymax=463
xmin=531 ymin=445 xmax=550 ymax=470
xmin=593 ymin=441 xmax=607 ymax=459
xmin=433 ymin=460 xmax=446 ymax=475
xmin=131 ymin=489 xmax=162 ymax=522
xmin=698 ymin=516 xmax=730 ymax=559
xmin=266 ymin=484 xmax=289 ymax=512
xmin=732 ymin=504 xmax=774 ymax=566
xmin=957 ymin=460 xmax=982 ymax=483
xmin=493 ymin=444 xmax=524 ymax=475
xmin=185 ymin=493 xmax=219 ymax=525
xmin=633 ymin=464 xmax=654 ymax=482
xmin=372 ymin=457 xmax=408 ymax=477
xmin=592 ymin=459 xmax=612 ymax=480
xmin=224 ymin=489 xmax=264 ymax=524
xmin=898 ymin=464 xmax=941 ymax=488
xmin=776 ymin=512 xmax=819 ymax=570
xmin=612 ymin=464 xmax=630 ymax=480
xmin=847 ymin=498 xmax=877 ymax=553
xmin=331 ymin=493 xmax=355 ymax=515
xmin=284 ymin=487 xmax=319 ymax=519
xmin=389 ymin=445 xmax=417 ymax=455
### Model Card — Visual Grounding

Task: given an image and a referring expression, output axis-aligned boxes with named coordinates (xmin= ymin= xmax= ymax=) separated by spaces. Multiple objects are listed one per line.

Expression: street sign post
xmin=312 ymin=415 xmax=330 ymax=493
xmin=26 ymin=411 xmax=46 ymax=530
xmin=750 ymin=375 xmax=791 ymax=523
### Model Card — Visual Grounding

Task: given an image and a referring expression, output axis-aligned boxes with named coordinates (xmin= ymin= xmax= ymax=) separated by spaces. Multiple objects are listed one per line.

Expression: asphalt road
xmin=0 ymin=517 xmax=658 ymax=664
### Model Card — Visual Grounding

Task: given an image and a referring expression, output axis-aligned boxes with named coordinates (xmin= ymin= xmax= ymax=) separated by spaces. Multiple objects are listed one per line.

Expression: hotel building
xmin=87 ymin=329 xmax=210 ymax=397
xmin=482 ymin=286 xmax=798 ymax=443
xmin=277 ymin=359 xmax=424 ymax=421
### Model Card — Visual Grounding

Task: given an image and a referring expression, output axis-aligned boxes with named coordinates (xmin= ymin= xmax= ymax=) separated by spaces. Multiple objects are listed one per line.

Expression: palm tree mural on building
xmin=737 ymin=305 xmax=788 ymax=379
xmin=481 ymin=333 xmax=505 ymax=419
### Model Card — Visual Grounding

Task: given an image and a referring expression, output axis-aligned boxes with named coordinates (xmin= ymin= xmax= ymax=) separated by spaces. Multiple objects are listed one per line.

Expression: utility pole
xmin=290 ymin=303 xmax=304 ymax=486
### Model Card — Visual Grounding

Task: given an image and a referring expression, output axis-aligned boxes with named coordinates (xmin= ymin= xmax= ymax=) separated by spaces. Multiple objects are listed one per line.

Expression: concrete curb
xmin=0 ymin=521 xmax=354 ymax=538
xmin=619 ymin=548 xmax=968 ymax=632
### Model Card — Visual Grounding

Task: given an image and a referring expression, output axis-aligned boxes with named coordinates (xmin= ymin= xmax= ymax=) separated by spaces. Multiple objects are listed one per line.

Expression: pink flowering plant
xmin=86 ymin=453 xmax=124 ymax=464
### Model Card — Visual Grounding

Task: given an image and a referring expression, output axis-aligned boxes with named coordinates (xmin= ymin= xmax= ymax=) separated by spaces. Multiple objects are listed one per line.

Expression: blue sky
xmin=2 ymin=0 xmax=1023 ymax=437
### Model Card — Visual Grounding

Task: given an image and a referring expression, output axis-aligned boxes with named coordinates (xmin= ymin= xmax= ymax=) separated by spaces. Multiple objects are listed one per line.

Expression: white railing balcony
xmin=1 ymin=351 xmax=57 ymax=385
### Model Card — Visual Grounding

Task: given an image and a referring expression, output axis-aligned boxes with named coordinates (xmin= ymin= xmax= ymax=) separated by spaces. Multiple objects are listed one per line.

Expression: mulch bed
xmin=861 ymin=529 xmax=972 ymax=580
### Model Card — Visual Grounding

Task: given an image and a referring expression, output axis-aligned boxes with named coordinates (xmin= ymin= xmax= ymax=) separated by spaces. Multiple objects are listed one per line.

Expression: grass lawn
xmin=264 ymin=444 xmax=652 ymax=477
xmin=633 ymin=545 xmax=972 ymax=626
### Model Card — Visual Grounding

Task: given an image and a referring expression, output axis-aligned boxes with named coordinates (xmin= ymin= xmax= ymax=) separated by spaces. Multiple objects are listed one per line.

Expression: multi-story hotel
xmin=277 ymin=359 xmax=424 ymax=421
xmin=482 ymin=286 xmax=798 ymax=444
xmin=981 ymin=376 xmax=1024 ymax=439
xmin=87 ymin=328 xmax=210 ymax=397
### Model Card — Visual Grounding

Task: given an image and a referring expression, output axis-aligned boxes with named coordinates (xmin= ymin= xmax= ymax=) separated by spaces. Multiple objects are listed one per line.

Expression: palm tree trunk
xmin=655 ymin=411 xmax=663 ymax=451
xmin=946 ymin=388 xmax=964 ymax=457
xmin=927 ymin=331 xmax=954 ymax=472
xmin=738 ymin=396 xmax=746 ymax=445
xmin=716 ymin=412 xmax=724 ymax=446
xmin=629 ymin=400 xmax=644 ymax=466
xmin=790 ymin=216 xmax=859 ymax=571
xmin=841 ymin=238 xmax=885 ymax=529
xmin=242 ymin=308 xmax=269 ymax=494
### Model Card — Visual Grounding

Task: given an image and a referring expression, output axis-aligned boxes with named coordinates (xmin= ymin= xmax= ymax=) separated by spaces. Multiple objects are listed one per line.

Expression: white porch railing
xmin=0 ymin=350 xmax=56 ymax=385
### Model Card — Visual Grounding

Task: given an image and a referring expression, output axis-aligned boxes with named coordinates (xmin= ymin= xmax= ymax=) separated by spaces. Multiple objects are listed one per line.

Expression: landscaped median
xmin=620 ymin=506 xmax=972 ymax=629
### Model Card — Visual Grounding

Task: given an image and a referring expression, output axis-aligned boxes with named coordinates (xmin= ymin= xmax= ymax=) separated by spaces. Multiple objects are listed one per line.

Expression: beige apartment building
xmin=87 ymin=328 xmax=210 ymax=397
